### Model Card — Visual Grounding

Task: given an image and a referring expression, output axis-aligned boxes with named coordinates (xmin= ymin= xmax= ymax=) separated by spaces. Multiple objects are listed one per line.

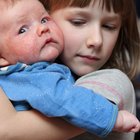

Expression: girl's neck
xmin=55 ymin=59 xmax=79 ymax=80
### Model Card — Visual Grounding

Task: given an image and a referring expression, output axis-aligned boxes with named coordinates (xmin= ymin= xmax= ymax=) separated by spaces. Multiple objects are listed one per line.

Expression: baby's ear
xmin=0 ymin=57 xmax=10 ymax=67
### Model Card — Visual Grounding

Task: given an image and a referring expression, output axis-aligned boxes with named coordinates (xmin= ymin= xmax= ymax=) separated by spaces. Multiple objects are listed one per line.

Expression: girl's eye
xmin=103 ymin=24 xmax=117 ymax=31
xmin=69 ymin=19 xmax=86 ymax=26
xmin=41 ymin=17 xmax=48 ymax=24
xmin=18 ymin=26 xmax=28 ymax=34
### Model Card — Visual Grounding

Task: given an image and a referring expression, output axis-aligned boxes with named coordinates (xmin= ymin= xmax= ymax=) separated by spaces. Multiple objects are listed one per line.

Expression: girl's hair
xmin=42 ymin=0 xmax=140 ymax=79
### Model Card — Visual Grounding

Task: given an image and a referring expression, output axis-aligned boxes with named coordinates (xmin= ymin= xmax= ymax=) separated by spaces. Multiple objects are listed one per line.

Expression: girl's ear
xmin=0 ymin=57 xmax=10 ymax=67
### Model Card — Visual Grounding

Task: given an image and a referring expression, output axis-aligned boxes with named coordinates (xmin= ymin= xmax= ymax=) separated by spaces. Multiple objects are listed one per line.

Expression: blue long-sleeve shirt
xmin=0 ymin=62 xmax=118 ymax=137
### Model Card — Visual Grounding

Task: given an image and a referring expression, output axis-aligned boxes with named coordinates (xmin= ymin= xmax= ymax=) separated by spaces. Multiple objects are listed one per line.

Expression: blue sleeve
xmin=0 ymin=62 xmax=118 ymax=137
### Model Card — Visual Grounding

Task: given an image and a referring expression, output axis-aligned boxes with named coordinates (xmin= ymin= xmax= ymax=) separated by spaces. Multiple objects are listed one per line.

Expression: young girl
xmin=44 ymin=0 xmax=140 ymax=139
xmin=0 ymin=0 xmax=139 ymax=139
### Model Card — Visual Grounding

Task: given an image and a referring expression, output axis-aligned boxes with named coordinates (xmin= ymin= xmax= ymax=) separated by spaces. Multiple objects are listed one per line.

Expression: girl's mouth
xmin=77 ymin=54 xmax=100 ymax=64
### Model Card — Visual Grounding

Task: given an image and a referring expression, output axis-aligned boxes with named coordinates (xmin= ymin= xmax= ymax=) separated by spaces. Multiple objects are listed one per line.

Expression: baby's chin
xmin=40 ymin=47 xmax=61 ymax=62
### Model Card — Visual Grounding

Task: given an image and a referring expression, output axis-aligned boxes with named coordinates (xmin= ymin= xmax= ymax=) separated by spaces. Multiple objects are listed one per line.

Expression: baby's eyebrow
xmin=16 ymin=14 xmax=28 ymax=24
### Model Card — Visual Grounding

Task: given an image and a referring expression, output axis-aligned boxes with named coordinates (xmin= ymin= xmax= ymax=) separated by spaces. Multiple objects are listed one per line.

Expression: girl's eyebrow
xmin=102 ymin=14 xmax=121 ymax=23
xmin=63 ymin=8 xmax=93 ymax=18
xmin=63 ymin=7 xmax=90 ymax=14
xmin=64 ymin=8 xmax=120 ymax=17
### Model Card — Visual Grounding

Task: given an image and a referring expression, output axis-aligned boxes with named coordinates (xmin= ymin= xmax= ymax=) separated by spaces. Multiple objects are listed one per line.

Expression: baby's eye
xmin=18 ymin=26 xmax=28 ymax=34
xmin=41 ymin=17 xmax=48 ymax=24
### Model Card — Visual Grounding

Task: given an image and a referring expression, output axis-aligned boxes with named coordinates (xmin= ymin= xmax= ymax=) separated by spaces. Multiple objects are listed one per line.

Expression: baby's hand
xmin=113 ymin=110 xmax=140 ymax=133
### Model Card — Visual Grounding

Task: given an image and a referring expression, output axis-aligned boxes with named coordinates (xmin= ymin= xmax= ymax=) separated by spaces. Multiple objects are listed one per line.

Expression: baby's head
xmin=0 ymin=0 xmax=64 ymax=67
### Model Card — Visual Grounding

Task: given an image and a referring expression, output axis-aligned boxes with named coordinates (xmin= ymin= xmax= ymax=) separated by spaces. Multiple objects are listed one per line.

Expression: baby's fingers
xmin=129 ymin=123 xmax=140 ymax=133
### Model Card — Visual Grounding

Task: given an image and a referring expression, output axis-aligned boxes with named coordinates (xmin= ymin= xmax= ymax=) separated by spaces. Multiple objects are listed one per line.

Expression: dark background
xmin=134 ymin=1 xmax=140 ymax=139
xmin=136 ymin=0 xmax=140 ymax=18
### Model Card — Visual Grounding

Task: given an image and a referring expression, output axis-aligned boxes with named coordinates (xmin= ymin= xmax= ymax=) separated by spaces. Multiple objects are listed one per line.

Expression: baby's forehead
xmin=0 ymin=1 xmax=36 ymax=21
xmin=0 ymin=13 xmax=12 ymax=34
xmin=0 ymin=0 xmax=20 ymax=17
xmin=0 ymin=0 xmax=18 ymax=9
xmin=0 ymin=2 xmax=21 ymax=33
xmin=0 ymin=0 xmax=48 ymax=31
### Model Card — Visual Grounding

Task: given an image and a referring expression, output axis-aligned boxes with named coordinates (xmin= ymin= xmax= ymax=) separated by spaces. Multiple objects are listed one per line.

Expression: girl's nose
xmin=36 ymin=24 xmax=49 ymax=36
xmin=86 ymin=28 xmax=102 ymax=49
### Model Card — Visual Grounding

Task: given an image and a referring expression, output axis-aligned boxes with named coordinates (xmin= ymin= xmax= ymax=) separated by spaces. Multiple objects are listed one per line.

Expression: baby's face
xmin=0 ymin=0 xmax=64 ymax=65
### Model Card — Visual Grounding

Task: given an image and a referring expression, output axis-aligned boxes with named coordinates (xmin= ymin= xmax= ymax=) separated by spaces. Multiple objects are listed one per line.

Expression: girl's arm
xmin=0 ymin=88 xmax=84 ymax=140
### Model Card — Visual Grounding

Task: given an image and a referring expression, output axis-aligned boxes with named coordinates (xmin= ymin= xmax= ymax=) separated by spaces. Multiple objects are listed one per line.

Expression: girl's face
xmin=51 ymin=0 xmax=121 ymax=76
xmin=0 ymin=0 xmax=63 ymax=65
